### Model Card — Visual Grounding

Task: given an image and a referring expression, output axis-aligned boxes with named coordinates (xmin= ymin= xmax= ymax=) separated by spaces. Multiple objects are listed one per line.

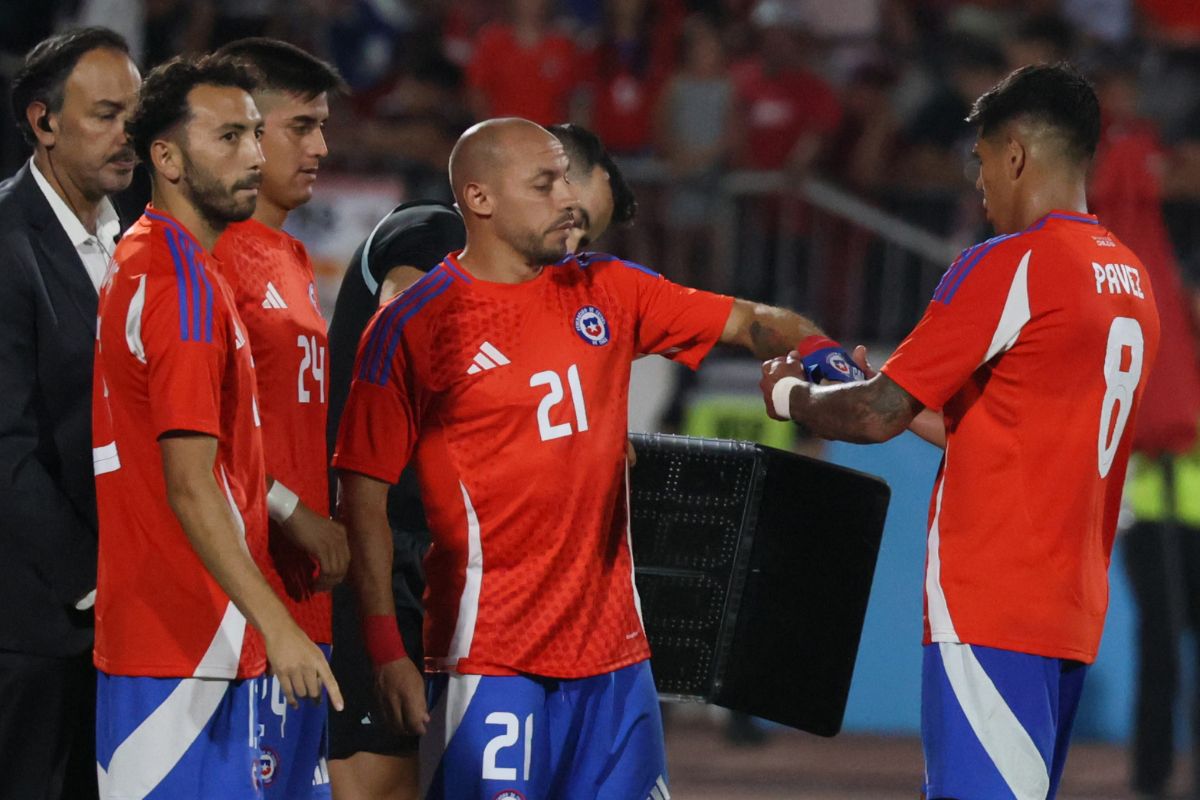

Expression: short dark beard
xmin=180 ymin=151 xmax=258 ymax=231
xmin=512 ymin=229 xmax=567 ymax=266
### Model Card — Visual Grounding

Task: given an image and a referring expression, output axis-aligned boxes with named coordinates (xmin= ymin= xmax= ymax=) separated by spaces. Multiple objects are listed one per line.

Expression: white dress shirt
xmin=30 ymin=159 xmax=122 ymax=293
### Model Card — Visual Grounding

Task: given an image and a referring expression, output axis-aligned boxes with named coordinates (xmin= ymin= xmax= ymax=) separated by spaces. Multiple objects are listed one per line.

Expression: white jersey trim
xmin=983 ymin=249 xmax=1033 ymax=363
xmin=124 ymin=274 xmax=147 ymax=364
xmin=623 ymin=464 xmax=645 ymax=629
xmin=191 ymin=467 xmax=249 ymax=678
xmin=419 ymin=672 xmax=482 ymax=798
xmin=926 ymin=445 xmax=958 ymax=642
xmin=446 ymin=482 xmax=483 ymax=664
xmin=937 ymin=642 xmax=1051 ymax=799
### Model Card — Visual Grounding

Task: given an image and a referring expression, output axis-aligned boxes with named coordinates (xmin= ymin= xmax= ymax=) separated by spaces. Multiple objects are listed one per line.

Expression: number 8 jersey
xmin=333 ymin=251 xmax=733 ymax=678
xmin=881 ymin=211 xmax=1161 ymax=663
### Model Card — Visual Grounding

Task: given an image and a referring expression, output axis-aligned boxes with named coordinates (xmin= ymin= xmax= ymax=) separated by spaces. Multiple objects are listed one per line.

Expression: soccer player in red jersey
xmin=761 ymin=64 xmax=1161 ymax=799
xmin=334 ymin=117 xmax=843 ymax=798
xmin=209 ymin=38 xmax=349 ymax=799
xmin=92 ymin=55 xmax=340 ymax=799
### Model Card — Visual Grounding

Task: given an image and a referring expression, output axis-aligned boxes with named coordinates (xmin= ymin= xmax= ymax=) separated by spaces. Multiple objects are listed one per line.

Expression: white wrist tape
xmin=771 ymin=377 xmax=804 ymax=419
xmin=267 ymin=480 xmax=300 ymax=523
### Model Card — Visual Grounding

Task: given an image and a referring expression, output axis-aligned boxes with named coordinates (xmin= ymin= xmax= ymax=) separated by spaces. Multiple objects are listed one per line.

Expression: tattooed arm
xmin=760 ymin=351 xmax=923 ymax=443
xmin=720 ymin=299 xmax=824 ymax=359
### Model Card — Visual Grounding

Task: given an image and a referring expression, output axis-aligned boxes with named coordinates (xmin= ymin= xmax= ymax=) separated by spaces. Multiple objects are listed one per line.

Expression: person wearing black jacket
xmin=0 ymin=27 xmax=139 ymax=800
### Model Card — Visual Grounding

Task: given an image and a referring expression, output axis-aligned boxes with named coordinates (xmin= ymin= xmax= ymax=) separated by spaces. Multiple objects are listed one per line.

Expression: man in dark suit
xmin=0 ymin=27 xmax=140 ymax=800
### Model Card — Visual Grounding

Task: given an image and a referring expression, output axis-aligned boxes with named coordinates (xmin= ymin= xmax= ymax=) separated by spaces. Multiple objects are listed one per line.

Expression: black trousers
xmin=1122 ymin=520 xmax=1200 ymax=795
xmin=0 ymin=650 xmax=97 ymax=800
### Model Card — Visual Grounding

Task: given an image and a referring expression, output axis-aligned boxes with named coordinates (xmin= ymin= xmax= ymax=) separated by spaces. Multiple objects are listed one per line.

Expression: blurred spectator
xmin=897 ymin=35 xmax=1005 ymax=196
xmin=142 ymin=0 xmax=214 ymax=68
xmin=656 ymin=13 xmax=735 ymax=290
xmin=467 ymin=0 xmax=583 ymax=125
xmin=1163 ymin=104 xmax=1200 ymax=314
xmin=727 ymin=1 xmax=841 ymax=303
xmin=580 ymin=0 xmax=683 ymax=157
xmin=1089 ymin=55 xmax=1200 ymax=800
xmin=731 ymin=3 xmax=840 ymax=176
xmin=822 ymin=61 xmax=899 ymax=337
xmin=1062 ymin=0 xmax=1134 ymax=45
xmin=1004 ymin=12 xmax=1075 ymax=69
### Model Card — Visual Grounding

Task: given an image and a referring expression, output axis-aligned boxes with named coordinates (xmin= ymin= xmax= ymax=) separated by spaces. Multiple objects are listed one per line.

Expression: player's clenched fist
xmin=279 ymin=503 xmax=351 ymax=593
xmin=375 ymin=657 xmax=430 ymax=736
xmin=265 ymin=623 xmax=345 ymax=711
xmin=760 ymin=352 xmax=811 ymax=421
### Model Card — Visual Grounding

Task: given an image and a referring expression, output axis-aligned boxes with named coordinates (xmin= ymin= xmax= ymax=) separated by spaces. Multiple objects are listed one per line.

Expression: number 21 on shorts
xmin=1098 ymin=316 xmax=1144 ymax=478
xmin=482 ymin=711 xmax=534 ymax=781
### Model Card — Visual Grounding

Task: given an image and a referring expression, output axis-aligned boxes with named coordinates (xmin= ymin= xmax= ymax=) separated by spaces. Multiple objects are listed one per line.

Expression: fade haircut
xmin=966 ymin=62 xmax=1100 ymax=164
xmin=10 ymin=27 xmax=131 ymax=147
xmin=547 ymin=123 xmax=638 ymax=227
xmin=215 ymin=37 xmax=346 ymax=100
xmin=127 ymin=55 xmax=258 ymax=167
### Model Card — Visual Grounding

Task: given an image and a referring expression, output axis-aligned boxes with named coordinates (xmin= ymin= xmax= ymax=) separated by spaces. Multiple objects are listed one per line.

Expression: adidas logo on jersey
xmin=262 ymin=281 xmax=288 ymax=309
xmin=467 ymin=341 xmax=510 ymax=375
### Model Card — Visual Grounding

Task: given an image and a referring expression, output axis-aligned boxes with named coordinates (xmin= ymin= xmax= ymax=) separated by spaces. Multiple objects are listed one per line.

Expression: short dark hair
xmin=10 ymin=27 xmax=131 ymax=147
xmin=215 ymin=37 xmax=347 ymax=100
xmin=966 ymin=62 xmax=1100 ymax=163
xmin=547 ymin=123 xmax=637 ymax=226
xmin=128 ymin=55 xmax=258 ymax=167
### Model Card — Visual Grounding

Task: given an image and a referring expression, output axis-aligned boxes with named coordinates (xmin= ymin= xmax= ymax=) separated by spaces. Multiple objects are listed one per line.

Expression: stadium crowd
xmin=3 ymin=0 xmax=1200 ymax=333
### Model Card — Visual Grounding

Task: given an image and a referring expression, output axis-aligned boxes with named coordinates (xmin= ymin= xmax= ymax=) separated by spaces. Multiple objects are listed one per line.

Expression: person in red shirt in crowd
xmin=1088 ymin=56 xmax=1200 ymax=800
xmin=731 ymin=3 xmax=841 ymax=174
xmin=467 ymin=0 xmax=582 ymax=127
xmin=728 ymin=2 xmax=841 ymax=303
xmin=579 ymin=0 xmax=685 ymax=156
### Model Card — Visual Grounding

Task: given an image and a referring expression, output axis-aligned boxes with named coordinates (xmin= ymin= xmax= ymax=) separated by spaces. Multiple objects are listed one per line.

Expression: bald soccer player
xmin=325 ymin=123 xmax=638 ymax=800
xmin=333 ymin=117 xmax=857 ymax=799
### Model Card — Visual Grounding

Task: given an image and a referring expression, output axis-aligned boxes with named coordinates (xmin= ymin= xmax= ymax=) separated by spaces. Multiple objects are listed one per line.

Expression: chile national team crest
xmin=574 ymin=305 xmax=610 ymax=346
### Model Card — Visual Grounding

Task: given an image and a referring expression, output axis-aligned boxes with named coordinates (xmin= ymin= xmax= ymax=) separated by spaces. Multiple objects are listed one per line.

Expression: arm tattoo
xmin=792 ymin=374 xmax=922 ymax=443
xmin=749 ymin=320 xmax=793 ymax=360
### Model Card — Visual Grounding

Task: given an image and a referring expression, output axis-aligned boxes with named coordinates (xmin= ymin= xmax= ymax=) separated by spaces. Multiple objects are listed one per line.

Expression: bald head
xmin=448 ymin=117 xmax=577 ymax=268
xmin=449 ymin=117 xmax=559 ymax=206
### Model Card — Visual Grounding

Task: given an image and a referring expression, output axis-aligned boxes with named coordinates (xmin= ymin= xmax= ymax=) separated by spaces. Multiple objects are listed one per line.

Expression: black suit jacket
xmin=0 ymin=162 xmax=127 ymax=657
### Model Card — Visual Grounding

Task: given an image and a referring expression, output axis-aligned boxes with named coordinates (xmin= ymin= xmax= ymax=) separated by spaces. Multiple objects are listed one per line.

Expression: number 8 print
xmin=1098 ymin=316 xmax=1144 ymax=478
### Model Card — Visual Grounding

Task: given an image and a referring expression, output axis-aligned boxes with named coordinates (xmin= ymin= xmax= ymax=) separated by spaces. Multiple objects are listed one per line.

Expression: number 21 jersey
xmin=334 ymin=252 xmax=733 ymax=678
xmin=882 ymin=211 xmax=1161 ymax=663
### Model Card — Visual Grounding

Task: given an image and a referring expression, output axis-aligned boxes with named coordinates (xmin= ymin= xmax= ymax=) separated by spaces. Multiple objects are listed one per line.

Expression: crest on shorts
xmin=574 ymin=305 xmax=610 ymax=346
xmin=258 ymin=746 xmax=280 ymax=786
xmin=493 ymin=792 xmax=526 ymax=800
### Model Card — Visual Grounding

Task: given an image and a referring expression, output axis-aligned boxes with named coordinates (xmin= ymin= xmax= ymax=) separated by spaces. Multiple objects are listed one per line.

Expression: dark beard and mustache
xmin=180 ymin=151 xmax=262 ymax=230
xmin=508 ymin=212 xmax=575 ymax=265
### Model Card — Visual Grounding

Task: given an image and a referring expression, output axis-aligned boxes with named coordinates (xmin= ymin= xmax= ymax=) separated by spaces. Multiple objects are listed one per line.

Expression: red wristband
xmin=362 ymin=614 xmax=407 ymax=667
xmin=795 ymin=335 xmax=841 ymax=357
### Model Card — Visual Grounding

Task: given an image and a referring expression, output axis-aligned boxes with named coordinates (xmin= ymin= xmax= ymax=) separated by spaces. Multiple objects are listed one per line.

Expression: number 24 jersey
xmin=334 ymin=252 xmax=733 ymax=678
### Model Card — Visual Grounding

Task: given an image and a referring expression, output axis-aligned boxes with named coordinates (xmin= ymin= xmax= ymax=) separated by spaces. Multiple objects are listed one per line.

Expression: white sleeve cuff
xmin=771 ymin=377 xmax=804 ymax=419
xmin=267 ymin=480 xmax=300 ymax=523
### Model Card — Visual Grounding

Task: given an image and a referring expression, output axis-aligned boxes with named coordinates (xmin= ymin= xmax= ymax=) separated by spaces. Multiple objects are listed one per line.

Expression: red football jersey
xmin=882 ymin=211 xmax=1161 ymax=663
xmin=334 ymin=252 xmax=733 ymax=678
xmin=93 ymin=207 xmax=267 ymax=679
xmin=467 ymin=23 xmax=581 ymax=126
xmin=212 ymin=219 xmax=331 ymax=643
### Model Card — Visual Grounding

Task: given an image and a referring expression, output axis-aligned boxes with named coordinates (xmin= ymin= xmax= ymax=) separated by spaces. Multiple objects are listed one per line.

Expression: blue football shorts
xmin=96 ymin=672 xmax=261 ymax=800
xmin=922 ymin=642 xmax=1089 ymax=800
xmin=420 ymin=660 xmax=670 ymax=800
xmin=256 ymin=643 xmax=333 ymax=799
